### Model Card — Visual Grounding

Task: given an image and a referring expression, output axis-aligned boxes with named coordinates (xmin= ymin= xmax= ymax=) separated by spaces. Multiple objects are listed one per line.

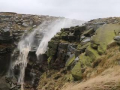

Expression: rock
xmin=91 ymin=24 xmax=120 ymax=54
xmin=85 ymin=45 xmax=99 ymax=61
xmin=47 ymin=41 xmax=59 ymax=56
xmin=79 ymin=25 xmax=86 ymax=32
xmin=3 ymin=28 xmax=10 ymax=32
xmin=74 ymin=26 xmax=81 ymax=36
xmin=79 ymin=53 xmax=91 ymax=66
xmin=90 ymin=42 xmax=98 ymax=49
xmin=0 ymin=30 xmax=13 ymax=44
xmin=67 ymin=44 xmax=77 ymax=53
xmin=48 ymin=40 xmax=59 ymax=50
xmin=81 ymin=37 xmax=91 ymax=45
xmin=77 ymin=42 xmax=90 ymax=53
xmin=52 ymin=35 xmax=60 ymax=40
xmin=63 ymin=28 xmax=70 ymax=32
xmin=75 ymin=50 xmax=81 ymax=57
xmin=47 ymin=48 xmax=56 ymax=56
xmin=65 ymin=74 xmax=74 ymax=81
xmin=47 ymin=56 xmax=53 ymax=65
xmin=61 ymin=31 xmax=68 ymax=36
xmin=82 ymin=28 xmax=94 ymax=37
xmin=80 ymin=36 xmax=85 ymax=41
xmin=65 ymin=54 xmax=75 ymax=67
xmin=33 ymin=25 xmax=37 ymax=28
xmin=61 ymin=36 xmax=68 ymax=41
xmin=71 ymin=62 xmax=82 ymax=80
xmin=93 ymin=22 xmax=106 ymax=30
xmin=22 ymin=22 xmax=29 ymax=27
xmin=59 ymin=43 xmax=68 ymax=49
xmin=114 ymin=36 xmax=120 ymax=41
xmin=114 ymin=36 xmax=120 ymax=44
xmin=49 ymin=43 xmax=69 ymax=69
xmin=68 ymin=35 xmax=76 ymax=42
xmin=75 ymin=57 xmax=79 ymax=61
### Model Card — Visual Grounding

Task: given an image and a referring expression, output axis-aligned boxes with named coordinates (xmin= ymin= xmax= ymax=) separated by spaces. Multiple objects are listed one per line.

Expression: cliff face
xmin=0 ymin=12 xmax=84 ymax=90
xmin=38 ymin=18 xmax=120 ymax=90
xmin=0 ymin=12 xmax=63 ymax=90
xmin=0 ymin=12 xmax=60 ymax=75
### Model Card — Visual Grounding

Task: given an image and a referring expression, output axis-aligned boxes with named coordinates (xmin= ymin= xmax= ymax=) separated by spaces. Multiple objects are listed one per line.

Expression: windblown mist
xmin=36 ymin=19 xmax=83 ymax=56
xmin=9 ymin=18 xmax=84 ymax=90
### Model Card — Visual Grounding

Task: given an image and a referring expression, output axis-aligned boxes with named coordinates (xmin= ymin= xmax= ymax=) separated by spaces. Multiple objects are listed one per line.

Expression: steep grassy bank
xmin=62 ymin=44 xmax=120 ymax=90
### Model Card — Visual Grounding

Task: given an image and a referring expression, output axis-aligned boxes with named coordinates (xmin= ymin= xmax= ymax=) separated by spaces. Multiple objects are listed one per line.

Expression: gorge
xmin=1 ymin=12 xmax=120 ymax=90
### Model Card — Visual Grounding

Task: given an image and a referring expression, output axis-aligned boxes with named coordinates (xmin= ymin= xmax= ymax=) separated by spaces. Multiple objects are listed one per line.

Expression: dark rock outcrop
xmin=37 ymin=17 xmax=120 ymax=90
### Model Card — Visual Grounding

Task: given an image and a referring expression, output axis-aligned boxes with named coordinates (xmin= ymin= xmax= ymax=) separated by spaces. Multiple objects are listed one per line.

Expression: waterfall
xmin=9 ymin=18 xmax=83 ymax=90
xmin=36 ymin=19 xmax=83 ymax=56
xmin=36 ymin=19 xmax=66 ymax=56
xmin=11 ymin=30 xmax=35 ymax=90
xmin=10 ymin=22 xmax=43 ymax=90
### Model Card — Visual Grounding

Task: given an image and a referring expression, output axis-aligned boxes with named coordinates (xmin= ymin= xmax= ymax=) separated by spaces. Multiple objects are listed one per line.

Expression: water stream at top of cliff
xmin=9 ymin=18 xmax=83 ymax=90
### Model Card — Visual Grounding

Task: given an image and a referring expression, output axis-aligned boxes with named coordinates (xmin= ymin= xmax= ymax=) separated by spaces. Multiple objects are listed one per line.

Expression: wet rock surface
xmin=0 ymin=12 xmax=66 ymax=90
xmin=0 ymin=12 xmax=83 ymax=90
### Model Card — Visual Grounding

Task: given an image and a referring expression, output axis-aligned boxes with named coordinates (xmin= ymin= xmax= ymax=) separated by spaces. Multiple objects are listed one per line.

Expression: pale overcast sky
xmin=0 ymin=0 xmax=120 ymax=21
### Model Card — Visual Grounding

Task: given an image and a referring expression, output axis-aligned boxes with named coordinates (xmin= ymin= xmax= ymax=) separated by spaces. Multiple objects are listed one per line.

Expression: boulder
xmin=75 ymin=50 xmax=81 ymax=57
xmin=77 ymin=42 xmax=90 ymax=53
xmin=47 ymin=48 xmax=56 ymax=56
xmin=81 ymin=37 xmax=91 ymax=45
xmin=61 ymin=32 xmax=68 ymax=36
xmin=74 ymin=26 xmax=81 ymax=36
xmin=0 ymin=31 xmax=13 ymax=44
xmin=48 ymin=40 xmax=59 ymax=50
xmin=91 ymin=24 xmax=120 ymax=54
xmin=85 ymin=45 xmax=99 ymax=61
xmin=93 ymin=22 xmax=106 ymax=31
xmin=82 ymin=28 xmax=94 ymax=37
xmin=59 ymin=43 xmax=68 ymax=49
xmin=71 ymin=62 xmax=82 ymax=80
xmin=67 ymin=44 xmax=77 ymax=52
xmin=80 ymin=36 xmax=85 ymax=41
xmin=63 ymin=28 xmax=70 ymax=32
xmin=114 ymin=36 xmax=120 ymax=44
xmin=22 ymin=22 xmax=29 ymax=27
xmin=79 ymin=53 xmax=91 ymax=66
xmin=65 ymin=54 xmax=75 ymax=67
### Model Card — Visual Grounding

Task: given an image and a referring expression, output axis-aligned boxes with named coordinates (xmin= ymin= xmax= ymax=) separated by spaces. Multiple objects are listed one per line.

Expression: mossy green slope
xmin=91 ymin=24 xmax=120 ymax=54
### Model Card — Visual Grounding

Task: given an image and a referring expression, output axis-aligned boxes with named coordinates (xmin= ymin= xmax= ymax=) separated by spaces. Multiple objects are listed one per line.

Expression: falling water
xmin=36 ymin=19 xmax=66 ymax=56
xmin=36 ymin=18 xmax=83 ymax=56
xmin=15 ymin=46 xmax=30 ymax=90
xmin=10 ymin=18 xmax=83 ymax=90
xmin=10 ymin=20 xmax=58 ymax=90
xmin=12 ymin=33 xmax=33 ymax=90
xmin=10 ymin=23 xmax=42 ymax=89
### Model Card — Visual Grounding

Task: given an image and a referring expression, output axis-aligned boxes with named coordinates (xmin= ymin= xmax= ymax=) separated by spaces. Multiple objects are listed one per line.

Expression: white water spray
xmin=36 ymin=19 xmax=83 ymax=56
xmin=12 ymin=32 xmax=34 ymax=90
xmin=10 ymin=18 xmax=84 ymax=90
xmin=10 ymin=20 xmax=58 ymax=90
